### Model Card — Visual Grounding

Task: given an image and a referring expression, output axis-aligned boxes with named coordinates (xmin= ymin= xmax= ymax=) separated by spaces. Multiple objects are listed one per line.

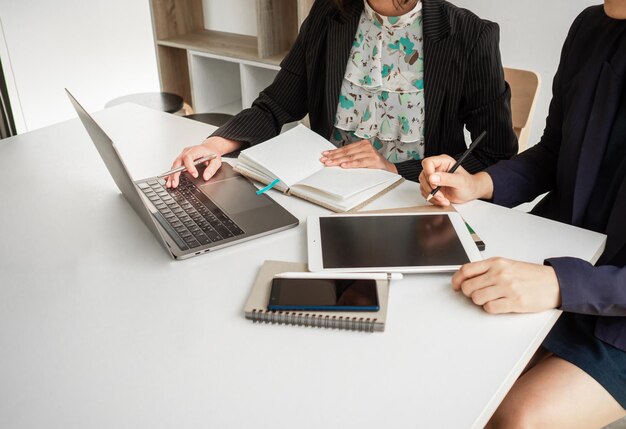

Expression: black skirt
xmin=543 ymin=313 xmax=626 ymax=408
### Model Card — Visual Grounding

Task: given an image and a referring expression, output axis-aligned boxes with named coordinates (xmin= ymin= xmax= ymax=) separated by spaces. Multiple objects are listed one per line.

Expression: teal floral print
xmin=353 ymin=30 xmax=364 ymax=48
xmin=359 ymin=75 xmax=373 ymax=86
xmin=363 ymin=106 xmax=372 ymax=121
xmin=333 ymin=0 xmax=425 ymax=163
xmin=381 ymin=64 xmax=394 ymax=78
xmin=339 ymin=95 xmax=354 ymax=109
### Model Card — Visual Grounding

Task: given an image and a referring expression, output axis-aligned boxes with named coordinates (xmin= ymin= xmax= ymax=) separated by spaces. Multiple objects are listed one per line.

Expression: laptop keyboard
xmin=138 ymin=176 xmax=244 ymax=250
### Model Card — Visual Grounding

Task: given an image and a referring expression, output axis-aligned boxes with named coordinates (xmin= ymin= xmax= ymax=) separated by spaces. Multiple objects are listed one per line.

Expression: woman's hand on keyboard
xmin=165 ymin=136 xmax=241 ymax=188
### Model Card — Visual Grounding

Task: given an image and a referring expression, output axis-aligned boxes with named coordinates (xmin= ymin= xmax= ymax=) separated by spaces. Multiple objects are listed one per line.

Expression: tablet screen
xmin=320 ymin=215 xmax=470 ymax=269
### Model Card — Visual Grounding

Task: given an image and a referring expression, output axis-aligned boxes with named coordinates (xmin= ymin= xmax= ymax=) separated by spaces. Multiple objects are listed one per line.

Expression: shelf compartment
xmin=240 ymin=64 xmax=279 ymax=109
xmin=188 ymin=53 xmax=243 ymax=114
xmin=158 ymin=30 xmax=287 ymax=67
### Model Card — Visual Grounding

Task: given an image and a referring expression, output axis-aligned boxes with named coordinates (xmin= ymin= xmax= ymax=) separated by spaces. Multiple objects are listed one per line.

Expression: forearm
xmin=201 ymin=136 xmax=243 ymax=156
xmin=547 ymin=257 xmax=626 ymax=316
xmin=472 ymin=171 xmax=494 ymax=201
xmin=483 ymin=141 xmax=559 ymax=208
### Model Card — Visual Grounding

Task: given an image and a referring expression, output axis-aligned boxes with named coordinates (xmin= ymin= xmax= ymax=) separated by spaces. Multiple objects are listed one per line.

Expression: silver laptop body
xmin=67 ymin=90 xmax=299 ymax=260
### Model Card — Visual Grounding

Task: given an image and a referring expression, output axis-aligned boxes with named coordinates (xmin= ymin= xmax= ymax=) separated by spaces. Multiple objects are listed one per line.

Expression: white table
xmin=0 ymin=104 xmax=605 ymax=429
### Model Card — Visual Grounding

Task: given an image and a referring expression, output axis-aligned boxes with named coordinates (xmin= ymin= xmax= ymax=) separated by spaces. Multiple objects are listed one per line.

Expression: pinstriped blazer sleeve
xmin=459 ymin=22 xmax=516 ymax=173
xmin=209 ymin=16 xmax=311 ymax=147
xmin=396 ymin=22 xmax=517 ymax=181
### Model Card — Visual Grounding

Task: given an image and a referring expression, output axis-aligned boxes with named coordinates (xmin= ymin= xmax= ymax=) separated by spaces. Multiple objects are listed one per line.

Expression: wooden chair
xmin=504 ymin=67 xmax=541 ymax=152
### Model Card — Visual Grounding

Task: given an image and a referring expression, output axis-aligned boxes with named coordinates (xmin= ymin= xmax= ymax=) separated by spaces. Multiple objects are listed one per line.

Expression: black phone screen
xmin=268 ymin=278 xmax=379 ymax=311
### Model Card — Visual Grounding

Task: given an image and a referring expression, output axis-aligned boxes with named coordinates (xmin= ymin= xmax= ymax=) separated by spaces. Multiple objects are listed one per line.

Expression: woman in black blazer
xmin=166 ymin=0 xmax=517 ymax=188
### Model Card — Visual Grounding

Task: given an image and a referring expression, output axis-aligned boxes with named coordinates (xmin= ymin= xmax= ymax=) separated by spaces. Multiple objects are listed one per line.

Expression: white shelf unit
xmin=240 ymin=63 xmax=281 ymax=108
xmin=150 ymin=0 xmax=314 ymax=133
xmin=188 ymin=50 xmax=302 ymax=132
xmin=188 ymin=50 xmax=280 ymax=115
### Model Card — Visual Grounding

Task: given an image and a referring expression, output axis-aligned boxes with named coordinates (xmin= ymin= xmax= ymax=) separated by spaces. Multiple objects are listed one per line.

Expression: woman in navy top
xmin=420 ymin=2 xmax=626 ymax=426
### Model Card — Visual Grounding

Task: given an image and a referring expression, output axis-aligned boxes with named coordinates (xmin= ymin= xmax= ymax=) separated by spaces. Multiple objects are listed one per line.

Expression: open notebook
xmin=244 ymin=261 xmax=390 ymax=332
xmin=234 ymin=125 xmax=404 ymax=212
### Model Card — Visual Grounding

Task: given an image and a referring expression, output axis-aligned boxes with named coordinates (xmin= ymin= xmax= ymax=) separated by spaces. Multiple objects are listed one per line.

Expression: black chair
xmin=105 ymin=92 xmax=184 ymax=114
xmin=183 ymin=112 xmax=234 ymax=127
xmin=0 ymin=61 xmax=16 ymax=139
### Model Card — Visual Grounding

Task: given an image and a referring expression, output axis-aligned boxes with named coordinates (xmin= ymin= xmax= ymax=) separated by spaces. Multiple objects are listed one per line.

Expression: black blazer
xmin=486 ymin=7 xmax=626 ymax=351
xmin=212 ymin=0 xmax=517 ymax=181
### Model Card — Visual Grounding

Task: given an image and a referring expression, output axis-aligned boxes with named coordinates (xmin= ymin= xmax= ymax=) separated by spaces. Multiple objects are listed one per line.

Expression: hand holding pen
xmin=164 ymin=145 xmax=221 ymax=189
xmin=418 ymin=131 xmax=495 ymax=207
xmin=165 ymin=137 xmax=243 ymax=188
xmin=159 ymin=154 xmax=216 ymax=179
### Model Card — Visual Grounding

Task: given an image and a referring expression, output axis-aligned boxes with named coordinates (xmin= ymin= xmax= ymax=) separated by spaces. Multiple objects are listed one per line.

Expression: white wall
xmin=204 ymin=0 xmax=257 ymax=36
xmin=0 ymin=0 xmax=159 ymax=132
xmin=448 ymin=0 xmax=598 ymax=147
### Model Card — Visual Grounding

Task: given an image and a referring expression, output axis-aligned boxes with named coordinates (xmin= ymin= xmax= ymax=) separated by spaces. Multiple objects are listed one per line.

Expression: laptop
xmin=66 ymin=90 xmax=299 ymax=260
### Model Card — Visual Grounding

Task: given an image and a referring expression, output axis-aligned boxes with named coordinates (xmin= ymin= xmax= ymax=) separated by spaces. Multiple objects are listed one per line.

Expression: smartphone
xmin=268 ymin=277 xmax=379 ymax=311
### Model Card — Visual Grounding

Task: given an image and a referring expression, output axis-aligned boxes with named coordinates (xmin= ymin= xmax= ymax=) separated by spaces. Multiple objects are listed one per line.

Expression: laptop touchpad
xmin=199 ymin=178 xmax=272 ymax=214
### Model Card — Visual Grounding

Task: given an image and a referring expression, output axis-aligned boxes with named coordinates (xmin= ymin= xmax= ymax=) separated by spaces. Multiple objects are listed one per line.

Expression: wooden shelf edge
xmin=157 ymin=29 xmax=287 ymax=67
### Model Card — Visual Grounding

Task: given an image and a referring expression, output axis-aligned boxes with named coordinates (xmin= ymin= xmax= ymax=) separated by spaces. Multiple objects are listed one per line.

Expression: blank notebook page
xmin=239 ymin=125 xmax=336 ymax=187
xmin=296 ymin=167 xmax=399 ymax=200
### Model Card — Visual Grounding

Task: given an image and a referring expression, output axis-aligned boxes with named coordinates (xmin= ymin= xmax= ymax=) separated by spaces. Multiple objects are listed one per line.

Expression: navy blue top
xmin=541 ymin=50 xmax=626 ymax=409
xmin=484 ymin=6 xmax=626 ymax=352
xmin=583 ymin=83 xmax=626 ymax=233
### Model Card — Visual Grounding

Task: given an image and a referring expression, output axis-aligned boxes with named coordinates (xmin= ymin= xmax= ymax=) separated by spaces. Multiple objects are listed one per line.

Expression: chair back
xmin=504 ymin=67 xmax=541 ymax=152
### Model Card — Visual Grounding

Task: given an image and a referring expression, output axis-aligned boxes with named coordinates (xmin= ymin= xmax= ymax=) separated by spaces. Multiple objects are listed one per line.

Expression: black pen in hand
xmin=426 ymin=131 xmax=487 ymax=202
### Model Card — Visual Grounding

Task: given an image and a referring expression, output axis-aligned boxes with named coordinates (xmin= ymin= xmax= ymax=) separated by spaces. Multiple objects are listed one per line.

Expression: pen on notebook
xmin=157 ymin=154 xmax=216 ymax=178
xmin=426 ymin=130 xmax=487 ymax=202
xmin=275 ymin=272 xmax=404 ymax=281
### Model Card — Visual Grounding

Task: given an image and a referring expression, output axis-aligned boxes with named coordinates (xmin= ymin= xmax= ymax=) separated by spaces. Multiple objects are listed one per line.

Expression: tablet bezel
xmin=307 ymin=212 xmax=482 ymax=273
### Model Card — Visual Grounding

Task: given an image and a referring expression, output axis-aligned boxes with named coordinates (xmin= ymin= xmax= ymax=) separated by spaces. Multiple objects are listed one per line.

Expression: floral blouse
xmin=331 ymin=0 xmax=425 ymax=163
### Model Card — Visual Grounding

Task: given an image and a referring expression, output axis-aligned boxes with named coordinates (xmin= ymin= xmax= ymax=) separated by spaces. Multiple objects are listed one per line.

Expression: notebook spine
xmin=247 ymin=309 xmax=379 ymax=332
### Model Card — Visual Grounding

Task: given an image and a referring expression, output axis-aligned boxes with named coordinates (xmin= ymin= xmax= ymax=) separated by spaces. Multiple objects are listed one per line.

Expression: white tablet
xmin=307 ymin=212 xmax=482 ymax=273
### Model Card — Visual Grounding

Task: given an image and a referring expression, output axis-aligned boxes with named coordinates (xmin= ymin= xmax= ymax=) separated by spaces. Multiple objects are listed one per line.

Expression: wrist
xmin=386 ymin=160 xmax=398 ymax=174
xmin=203 ymin=136 xmax=241 ymax=156
xmin=473 ymin=172 xmax=494 ymax=201
xmin=544 ymin=266 xmax=562 ymax=308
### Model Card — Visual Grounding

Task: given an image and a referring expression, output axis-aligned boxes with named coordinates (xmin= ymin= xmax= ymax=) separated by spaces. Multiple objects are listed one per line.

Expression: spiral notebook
xmin=244 ymin=260 xmax=390 ymax=332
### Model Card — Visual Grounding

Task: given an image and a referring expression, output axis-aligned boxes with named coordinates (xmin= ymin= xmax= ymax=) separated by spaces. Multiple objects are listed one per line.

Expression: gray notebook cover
xmin=244 ymin=260 xmax=390 ymax=332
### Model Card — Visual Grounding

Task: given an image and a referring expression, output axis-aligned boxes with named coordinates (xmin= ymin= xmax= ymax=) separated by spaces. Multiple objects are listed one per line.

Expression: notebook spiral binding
xmin=249 ymin=309 xmax=378 ymax=333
